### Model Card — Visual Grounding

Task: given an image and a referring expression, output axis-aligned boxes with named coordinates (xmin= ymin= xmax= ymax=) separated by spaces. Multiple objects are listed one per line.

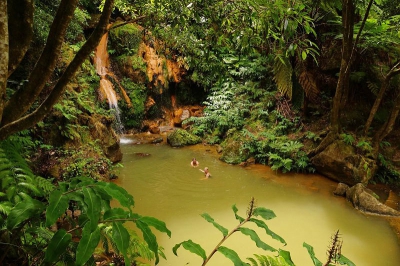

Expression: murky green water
xmin=117 ymin=138 xmax=400 ymax=266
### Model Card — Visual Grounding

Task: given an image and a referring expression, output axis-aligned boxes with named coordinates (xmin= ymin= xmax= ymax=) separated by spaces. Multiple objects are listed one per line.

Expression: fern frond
xmin=367 ymin=81 xmax=379 ymax=95
xmin=273 ymin=57 xmax=293 ymax=99
xmin=299 ymin=71 xmax=319 ymax=103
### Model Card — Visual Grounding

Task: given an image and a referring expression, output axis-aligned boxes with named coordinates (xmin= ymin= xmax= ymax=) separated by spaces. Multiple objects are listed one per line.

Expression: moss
xmin=109 ymin=22 xmax=143 ymax=56
xmin=167 ymin=129 xmax=202 ymax=147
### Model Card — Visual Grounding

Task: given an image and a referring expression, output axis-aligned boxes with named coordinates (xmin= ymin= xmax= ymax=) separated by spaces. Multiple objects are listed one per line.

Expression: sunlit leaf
xmin=217 ymin=246 xmax=247 ymax=266
xmin=173 ymin=239 xmax=206 ymax=261
xmin=303 ymin=242 xmax=323 ymax=266
xmin=253 ymin=207 xmax=276 ymax=220
xmin=201 ymin=213 xmax=228 ymax=237
xmin=239 ymin=227 xmax=277 ymax=252
xmin=232 ymin=204 xmax=245 ymax=222
xmin=279 ymin=249 xmax=295 ymax=266
xmin=139 ymin=216 xmax=171 ymax=237
xmin=338 ymin=254 xmax=356 ymax=266
xmin=97 ymin=182 xmax=134 ymax=209
xmin=250 ymin=218 xmax=286 ymax=244
xmin=136 ymin=219 xmax=159 ymax=264
xmin=103 ymin=208 xmax=129 ymax=221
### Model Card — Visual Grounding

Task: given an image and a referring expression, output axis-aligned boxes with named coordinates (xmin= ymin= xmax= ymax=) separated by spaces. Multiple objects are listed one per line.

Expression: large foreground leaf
xmin=44 ymin=229 xmax=72 ymax=263
xmin=239 ymin=227 xmax=277 ymax=252
xmin=250 ymin=217 xmax=286 ymax=244
xmin=97 ymin=182 xmax=134 ymax=209
xmin=253 ymin=207 xmax=276 ymax=220
xmin=46 ymin=189 xmax=68 ymax=226
xmin=136 ymin=219 xmax=160 ymax=264
xmin=303 ymin=242 xmax=322 ymax=266
xmin=173 ymin=239 xmax=206 ymax=261
xmin=218 ymin=246 xmax=247 ymax=266
xmin=201 ymin=213 xmax=228 ymax=237
xmin=7 ymin=197 xmax=45 ymax=230
xmin=139 ymin=216 xmax=171 ymax=237
xmin=112 ymin=222 xmax=131 ymax=266
xmin=82 ymin=187 xmax=101 ymax=231
xmin=76 ymin=224 xmax=101 ymax=265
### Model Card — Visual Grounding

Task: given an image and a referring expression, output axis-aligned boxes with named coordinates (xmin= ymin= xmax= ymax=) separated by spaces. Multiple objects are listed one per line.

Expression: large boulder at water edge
xmin=85 ymin=114 xmax=123 ymax=162
xmin=344 ymin=183 xmax=400 ymax=216
xmin=311 ymin=140 xmax=377 ymax=186
xmin=167 ymin=129 xmax=201 ymax=147
xmin=219 ymin=130 xmax=251 ymax=164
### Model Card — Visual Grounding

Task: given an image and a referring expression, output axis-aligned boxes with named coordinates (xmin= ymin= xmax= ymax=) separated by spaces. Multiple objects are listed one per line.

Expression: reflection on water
xmin=116 ymin=140 xmax=400 ymax=266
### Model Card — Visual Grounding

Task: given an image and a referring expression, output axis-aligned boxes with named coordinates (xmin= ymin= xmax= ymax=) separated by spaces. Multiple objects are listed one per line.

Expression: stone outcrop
xmin=311 ymin=140 xmax=377 ymax=186
xmin=335 ymin=183 xmax=400 ymax=216
xmin=167 ymin=129 xmax=201 ymax=147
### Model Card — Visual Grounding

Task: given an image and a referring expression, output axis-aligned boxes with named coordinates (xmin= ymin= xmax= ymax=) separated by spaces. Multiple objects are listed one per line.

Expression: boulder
xmin=219 ymin=139 xmax=250 ymax=164
xmin=311 ymin=140 xmax=377 ymax=186
xmin=345 ymin=183 xmax=400 ymax=216
xmin=333 ymin=183 xmax=349 ymax=196
xmin=167 ymin=129 xmax=201 ymax=147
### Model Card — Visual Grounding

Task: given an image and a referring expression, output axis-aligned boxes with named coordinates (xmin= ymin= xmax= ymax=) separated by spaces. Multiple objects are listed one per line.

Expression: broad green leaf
xmin=97 ymin=182 xmax=134 ymax=209
xmin=112 ymin=222 xmax=130 ymax=266
xmin=303 ymin=242 xmax=323 ymax=266
xmin=46 ymin=190 xmax=69 ymax=226
xmin=76 ymin=224 xmax=101 ymax=266
xmin=232 ymin=204 xmax=244 ymax=222
xmin=172 ymin=239 xmax=206 ymax=261
xmin=279 ymin=249 xmax=295 ymax=266
xmin=44 ymin=229 xmax=72 ymax=263
xmin=302 ymin=51 xmax=307 ymax=60
xmin=239 ymin=227 xmax=277 ymax=252
xmin=139 ymin=216 xmax=171 ymax=237
xmin=253 ymin=207 xmax=276 ymax=220
xmin=201 ymin=213 xmax=228 ymax=237
xmin=217 ymin=246 xmax=247 ymax=266
xmin=136 ymin=219 xmax=159 ymax=264
xmin=250 ymin=218 xmax=286 ymax=244
xmin=83 ymin=187 xmax=101 ymax=232
xmin=7 ymin=198 xmax=45 ymax=230
xmin=338 ymin=254 xmax=356 ymax=266
xmin=103 ymin=208 xmax=129 ymax=221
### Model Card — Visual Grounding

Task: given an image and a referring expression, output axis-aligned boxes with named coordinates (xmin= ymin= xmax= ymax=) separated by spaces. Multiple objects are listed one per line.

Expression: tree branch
xmin=0 ymin=0 xmax=115 ymax=140
xmin=2 ymin=0 xmax=79 ymax=126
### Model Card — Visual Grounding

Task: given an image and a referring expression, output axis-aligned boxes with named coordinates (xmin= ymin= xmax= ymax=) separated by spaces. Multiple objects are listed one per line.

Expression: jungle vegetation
xmin=0 ymin=0 xmax=399 ymax=265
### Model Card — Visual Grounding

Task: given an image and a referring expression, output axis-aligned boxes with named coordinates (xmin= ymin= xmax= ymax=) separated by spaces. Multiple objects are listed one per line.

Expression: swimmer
xmin=200 ymin=167 xmax=211 ymax=179
xmin=191 ymin=158 xmax=199 ymax=167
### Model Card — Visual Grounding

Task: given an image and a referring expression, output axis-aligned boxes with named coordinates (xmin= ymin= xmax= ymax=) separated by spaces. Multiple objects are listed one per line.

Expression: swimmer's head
xmin=204 ymin=167 xmax=208 ymax=170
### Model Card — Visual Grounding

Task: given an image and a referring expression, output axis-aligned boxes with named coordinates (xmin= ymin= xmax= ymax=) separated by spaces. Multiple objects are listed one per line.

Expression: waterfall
xmin=94 ymin=29 xmax=125 ymax=134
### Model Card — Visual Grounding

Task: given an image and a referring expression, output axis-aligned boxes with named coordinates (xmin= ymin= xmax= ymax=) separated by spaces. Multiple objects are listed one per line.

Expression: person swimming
xmin=200 ymin=167 xmax=211 ymax=178
xmin=191 ymin=158 xmax=199 ymax=167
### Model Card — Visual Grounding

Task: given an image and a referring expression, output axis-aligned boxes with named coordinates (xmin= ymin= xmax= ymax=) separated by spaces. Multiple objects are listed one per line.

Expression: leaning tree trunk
xmin=0 ymin=0 xmax=115 ymax=140
xmin=1 ymin=0 xmax=79 ymax=126
xmin=0 ymin=0 xmax=8 ymax=123
xmin=372 ymin=90 xmax=400 ymax=158
xmin=364 ymin=61 xmax=400 ymax=136
xmin=7 ymin=0 xmax=34 ymax=78
xmin=308 ymin=0 xmax=355 ymax=157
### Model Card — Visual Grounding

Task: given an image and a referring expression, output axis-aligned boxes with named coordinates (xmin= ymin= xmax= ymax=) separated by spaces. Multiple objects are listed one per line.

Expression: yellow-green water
xmin=117 ymin=138 xmax=400 ymax=266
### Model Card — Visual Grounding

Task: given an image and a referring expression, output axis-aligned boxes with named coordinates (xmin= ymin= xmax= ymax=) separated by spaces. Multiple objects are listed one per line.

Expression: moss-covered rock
xmin=219 ymin=130 xmax=251 ymax=164
xmin=311 ymin=140 xmax=377 ymax=186
xmin=167 ymin=129 xmax=201 ymax=147
xmin=109 ymin=22 xmax=143 ymax=56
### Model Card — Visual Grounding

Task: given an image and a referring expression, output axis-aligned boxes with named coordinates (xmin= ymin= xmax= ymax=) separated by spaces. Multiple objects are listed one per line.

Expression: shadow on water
xmin=116 ymin=137 xmax=400 ymax=266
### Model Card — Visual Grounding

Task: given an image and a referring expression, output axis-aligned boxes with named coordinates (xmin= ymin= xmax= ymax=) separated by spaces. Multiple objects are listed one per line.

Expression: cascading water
xmin=95 ymin=28 xmax=125 ymax=134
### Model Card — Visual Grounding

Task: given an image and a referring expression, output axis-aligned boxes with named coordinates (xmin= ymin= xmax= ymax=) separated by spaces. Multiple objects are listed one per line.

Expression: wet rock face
xmin=311 ymin=140 xmax=377 ymax=186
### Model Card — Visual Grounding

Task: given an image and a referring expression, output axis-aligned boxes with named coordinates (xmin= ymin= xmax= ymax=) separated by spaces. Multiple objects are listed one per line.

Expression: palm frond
xmin=273 ymin=57 xmax=293 ymax=99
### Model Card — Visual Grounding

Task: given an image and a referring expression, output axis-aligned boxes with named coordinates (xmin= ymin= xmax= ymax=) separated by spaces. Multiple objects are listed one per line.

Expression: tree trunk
xmin=0 ymin=0 xmax=115 ymax=140
xmin=331 ymin=0 xmax=354 ymax=134
xmin=364 ymin=61 xmax=400 ymax=135
xmin=372 ymin=91 xmax=400 ymax=157
xmin=0 ymin=0 xmax=8 ymax=124
xmin=1 ymin=0 xmax=79 ymax=126
xmin=7 ymin=0 xmax=34 ymax=78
